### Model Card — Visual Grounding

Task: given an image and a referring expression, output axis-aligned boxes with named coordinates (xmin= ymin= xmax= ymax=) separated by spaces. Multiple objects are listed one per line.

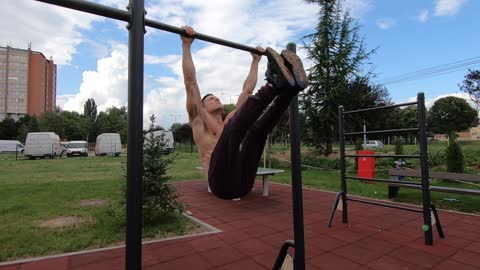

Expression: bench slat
xmin=388 ymin=169 xmax=480 ymax=182
xmin=388 ymin=182 xmax=480 ymax=195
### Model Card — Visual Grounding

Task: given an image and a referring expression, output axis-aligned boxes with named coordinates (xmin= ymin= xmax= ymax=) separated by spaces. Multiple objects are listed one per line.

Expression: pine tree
xmin=142 ymin=115 xmax=183 ymax=223
xmin=302 ymin=0 xmax=374 ymax=155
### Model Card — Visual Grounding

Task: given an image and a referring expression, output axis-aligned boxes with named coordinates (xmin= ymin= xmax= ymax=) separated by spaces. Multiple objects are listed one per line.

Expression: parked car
xmin=95 ymin=133 xmax=122 ymax=156
xmin=363 ymin=140 xmax=384 ymax=150
xmin=24 ymin=132 xmax=62 ymax=159
xmin=66 ymin=141 xmax=89 ymax=157
xmin=0 ymin=140 xmax=25 ymax=153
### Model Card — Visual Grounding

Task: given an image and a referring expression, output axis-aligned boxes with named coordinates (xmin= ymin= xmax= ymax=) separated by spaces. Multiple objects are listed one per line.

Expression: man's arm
xmin=181 ymin=26 xmax=204 ymax=127
xmin=224 ymin=47 xmax=264 ymax=123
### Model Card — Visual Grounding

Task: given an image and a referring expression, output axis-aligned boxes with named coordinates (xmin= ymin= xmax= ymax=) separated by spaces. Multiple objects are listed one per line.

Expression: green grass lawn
xmin=0 ymin=153 xmax=202 ymax=262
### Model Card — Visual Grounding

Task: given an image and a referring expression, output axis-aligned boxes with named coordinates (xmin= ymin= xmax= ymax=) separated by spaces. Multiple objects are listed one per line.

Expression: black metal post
xmin=338 ymin=106 xmax=348 ymax=223
xmin=126 ymin=0 xmax=145 ymax=269
xmin=287 ymin=43 xmax=305 ymax=270
xmin=417 ymin=92 xmax=433 ymax=245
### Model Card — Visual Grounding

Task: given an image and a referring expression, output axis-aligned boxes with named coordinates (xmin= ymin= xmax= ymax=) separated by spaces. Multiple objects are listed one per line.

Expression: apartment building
xmin=0 ymin=45 xmax=56 ymax=121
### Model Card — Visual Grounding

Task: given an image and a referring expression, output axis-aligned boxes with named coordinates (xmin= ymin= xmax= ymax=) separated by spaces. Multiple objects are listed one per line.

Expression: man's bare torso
xmin=192 ymin=116 xmax=228 ymax=177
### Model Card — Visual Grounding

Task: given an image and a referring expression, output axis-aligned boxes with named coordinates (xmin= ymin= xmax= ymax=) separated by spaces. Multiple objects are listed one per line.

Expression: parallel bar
xmin=348 ymin=197 xmax=423 ymax=213
xmin=145 ymin=19 xmax=265 ymax=55
xmin=418 ymin=92 xmax=433 ymax=245
xmin=287 ymin=43 xmax=305 ymax=270
xmin=272 ymin=240 xmax=295 ymax=270
xmin=346 ymin=176 xmax=422 ymax=186
xmin=344 ymin=101 xmax=417 ymax=114
xmin=345 ymin=154 xmax=420 ymax=159
xmin=125 ymin=0 xmax=145 ymax=269
xmin=35 ymin=0 xmax=130 ymax=21
xmin=339 ymin=106 xmax=348 ymax=223
xmin=345 ymin=127 xmax=418 ymax=136
xmin=34 ymin=0 xmax=265 ymax=55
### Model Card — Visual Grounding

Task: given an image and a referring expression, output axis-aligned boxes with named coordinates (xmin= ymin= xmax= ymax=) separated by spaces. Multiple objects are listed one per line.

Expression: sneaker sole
xmin=266 ymin=47 xmax=295 ymax=88
xmin=281 ymin=50 xmax=307 ymax=90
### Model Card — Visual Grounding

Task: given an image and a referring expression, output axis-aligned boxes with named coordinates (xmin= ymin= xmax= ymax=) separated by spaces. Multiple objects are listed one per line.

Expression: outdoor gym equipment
xmin=327 ymin=92 xmax=445 ymax=246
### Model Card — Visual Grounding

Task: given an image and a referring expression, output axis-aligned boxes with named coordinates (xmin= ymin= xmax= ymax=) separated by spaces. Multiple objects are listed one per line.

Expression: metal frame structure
xmin=327 ymin=92 xmax=444 ymax=246
xmin=33 ymin=0 xmax=305 ymax=269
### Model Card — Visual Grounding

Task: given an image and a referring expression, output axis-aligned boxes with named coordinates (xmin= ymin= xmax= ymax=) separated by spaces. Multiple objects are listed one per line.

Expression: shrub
xmin=446 ymin=135 xmax=465 ymax=173
xmin=108 ymin=115 xmax=183 ymax=226
xmin=354 ymin=138 xmax=363 ymax=170
xmin=302 ymin=156 xmax=341 ymax=170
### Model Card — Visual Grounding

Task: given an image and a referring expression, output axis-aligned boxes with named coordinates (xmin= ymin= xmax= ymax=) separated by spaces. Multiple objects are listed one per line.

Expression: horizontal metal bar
xmin=345 ymin=154 xmax=421 ymax=159
xmin=145 ymin=20 xmax=265 ymax=55
xmin=35 ymin=0 xmax=130 ymax=22
xmin=34 ymin=0 xmax=266 ymax=55
xmin=345 ymin=128 xmax=419 ymax=136
xmin=344 ymin=101 xmax=417 ymax=115
xmin=346 ymin=176 xmax=422 ymax=186
xmin=347 ymin=197 xmax=422 ymax=213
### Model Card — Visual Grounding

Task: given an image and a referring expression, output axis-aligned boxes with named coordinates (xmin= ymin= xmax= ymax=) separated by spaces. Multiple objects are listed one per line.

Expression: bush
xmin=302 ymin=156 xmax=341 ymax=170
xmin=446 ymin=135 xmax=464 ymax=173
xmin=354 ymin=138 xmax=363 ymax=170
xmin=428 ymin=150 xmax=446 ymax=168
xmin=108 ymin=115 xmax=183 ymax=226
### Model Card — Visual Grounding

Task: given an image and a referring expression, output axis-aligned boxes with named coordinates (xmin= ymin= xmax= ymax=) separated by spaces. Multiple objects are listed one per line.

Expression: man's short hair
xmin=201 ymin=94 xmax=213 ymax=104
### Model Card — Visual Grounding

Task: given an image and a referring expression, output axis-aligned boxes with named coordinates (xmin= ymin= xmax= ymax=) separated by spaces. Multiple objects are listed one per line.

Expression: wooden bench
xmin=388 ymin=169 xmax=480 ymax=197
xmin=196 ymin=167 xmax=284 ymax=196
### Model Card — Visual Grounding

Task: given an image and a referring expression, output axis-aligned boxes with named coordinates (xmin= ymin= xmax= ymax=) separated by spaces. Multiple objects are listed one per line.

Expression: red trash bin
xmin=358 ymin=150 xmax=375 ymax=179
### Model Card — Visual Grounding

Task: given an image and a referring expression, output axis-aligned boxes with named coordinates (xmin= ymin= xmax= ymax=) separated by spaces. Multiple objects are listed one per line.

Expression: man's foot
xmin=281 ymin=50 xmax=308 ymax=91
xmin=265 ymin=47 xmax=295 ymax=89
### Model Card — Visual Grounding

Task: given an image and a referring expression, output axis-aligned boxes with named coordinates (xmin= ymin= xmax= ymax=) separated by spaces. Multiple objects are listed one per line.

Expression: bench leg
xmin=327 ymin=192 xmax=343 ymax=228
xmin=431 ymin=203 xmax=445 ymax=238
xmin=263 ymin=175 xmax=269 ymax=196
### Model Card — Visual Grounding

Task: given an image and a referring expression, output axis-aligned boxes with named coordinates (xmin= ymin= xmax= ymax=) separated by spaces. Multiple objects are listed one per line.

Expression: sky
xmin=1 ymin=0 xmax=479 ymax=129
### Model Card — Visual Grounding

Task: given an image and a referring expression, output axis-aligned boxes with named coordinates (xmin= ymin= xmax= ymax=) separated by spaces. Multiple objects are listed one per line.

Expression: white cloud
xmin=343 ymin=0 xmax=374 ymax=19
xmin=61 ymin=44 xmax=129 ymax=113
xmin=0 ymin=0 xmax=102 ymax=66
xmin=434 ymin=0 xmax=467 ymax=16
xmin=376 ymin=18 xmax=396 ymax=30
xmin=417 ymin=9 xmax=430 ymax=22
xmin=406 ymin=92 xmax=476 ymax=109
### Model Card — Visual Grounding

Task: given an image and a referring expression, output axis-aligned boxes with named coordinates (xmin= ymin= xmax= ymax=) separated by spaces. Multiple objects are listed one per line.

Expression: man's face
xmin=203 ymin=95 xmax=224 ymax=113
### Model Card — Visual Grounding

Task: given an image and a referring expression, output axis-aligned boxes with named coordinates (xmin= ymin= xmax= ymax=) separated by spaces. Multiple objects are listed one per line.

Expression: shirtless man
xmin=181 ymin=26 xmax=307 ymax=199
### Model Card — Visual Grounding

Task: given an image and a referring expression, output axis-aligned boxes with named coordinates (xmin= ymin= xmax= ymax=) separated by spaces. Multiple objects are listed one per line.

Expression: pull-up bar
xmin=36 ymin=0 xmax=266 ymax=55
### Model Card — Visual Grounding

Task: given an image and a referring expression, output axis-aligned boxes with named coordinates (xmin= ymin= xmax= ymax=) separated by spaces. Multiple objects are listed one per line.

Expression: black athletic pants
xmin=208 ymin=83 xmax=295 ymax=199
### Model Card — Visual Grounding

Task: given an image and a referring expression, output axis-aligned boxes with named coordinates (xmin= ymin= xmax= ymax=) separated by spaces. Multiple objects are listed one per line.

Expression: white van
xmin=149 ymin=130 xmax=175 ymax=154
xmin=0 ymin=140 xmax=25 ymax=153
xmin=95 ymin=133 xmax=122 ymax=156
xmin=24 ymin=132 xmax=62 ymax=159
xmin=66 ymin=140 xmax=89 ymax=157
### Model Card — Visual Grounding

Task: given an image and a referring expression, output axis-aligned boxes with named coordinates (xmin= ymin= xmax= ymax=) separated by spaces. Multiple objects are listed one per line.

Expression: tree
xmin=97 ymin=106 xmax=128 ymax=143
xmin=428 ymin=96 xmax=478 ymax=134
xmin=61 ymin=111 xmax=88 ymax=140
xmin=38 ymin=111 xmax=65 ymax=139
xmin=83 ymin=98 xmax=98 ymax=142
xmin=301 ymin=0 xmax=375 ymax=155
xmin=459 ymin=69 xmax=480 ymax=111
xmin=172 ymin=123 xmax=193 ymax=144
xmin=0 ymin=118 xmax=17 ymax=139
xmin=141 ymin=114 xmax=183 ymax=222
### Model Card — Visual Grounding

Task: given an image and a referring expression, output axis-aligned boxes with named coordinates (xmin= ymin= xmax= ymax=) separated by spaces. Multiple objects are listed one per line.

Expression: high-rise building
xmin=0 ymin=45 xmax=57 ymax=121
